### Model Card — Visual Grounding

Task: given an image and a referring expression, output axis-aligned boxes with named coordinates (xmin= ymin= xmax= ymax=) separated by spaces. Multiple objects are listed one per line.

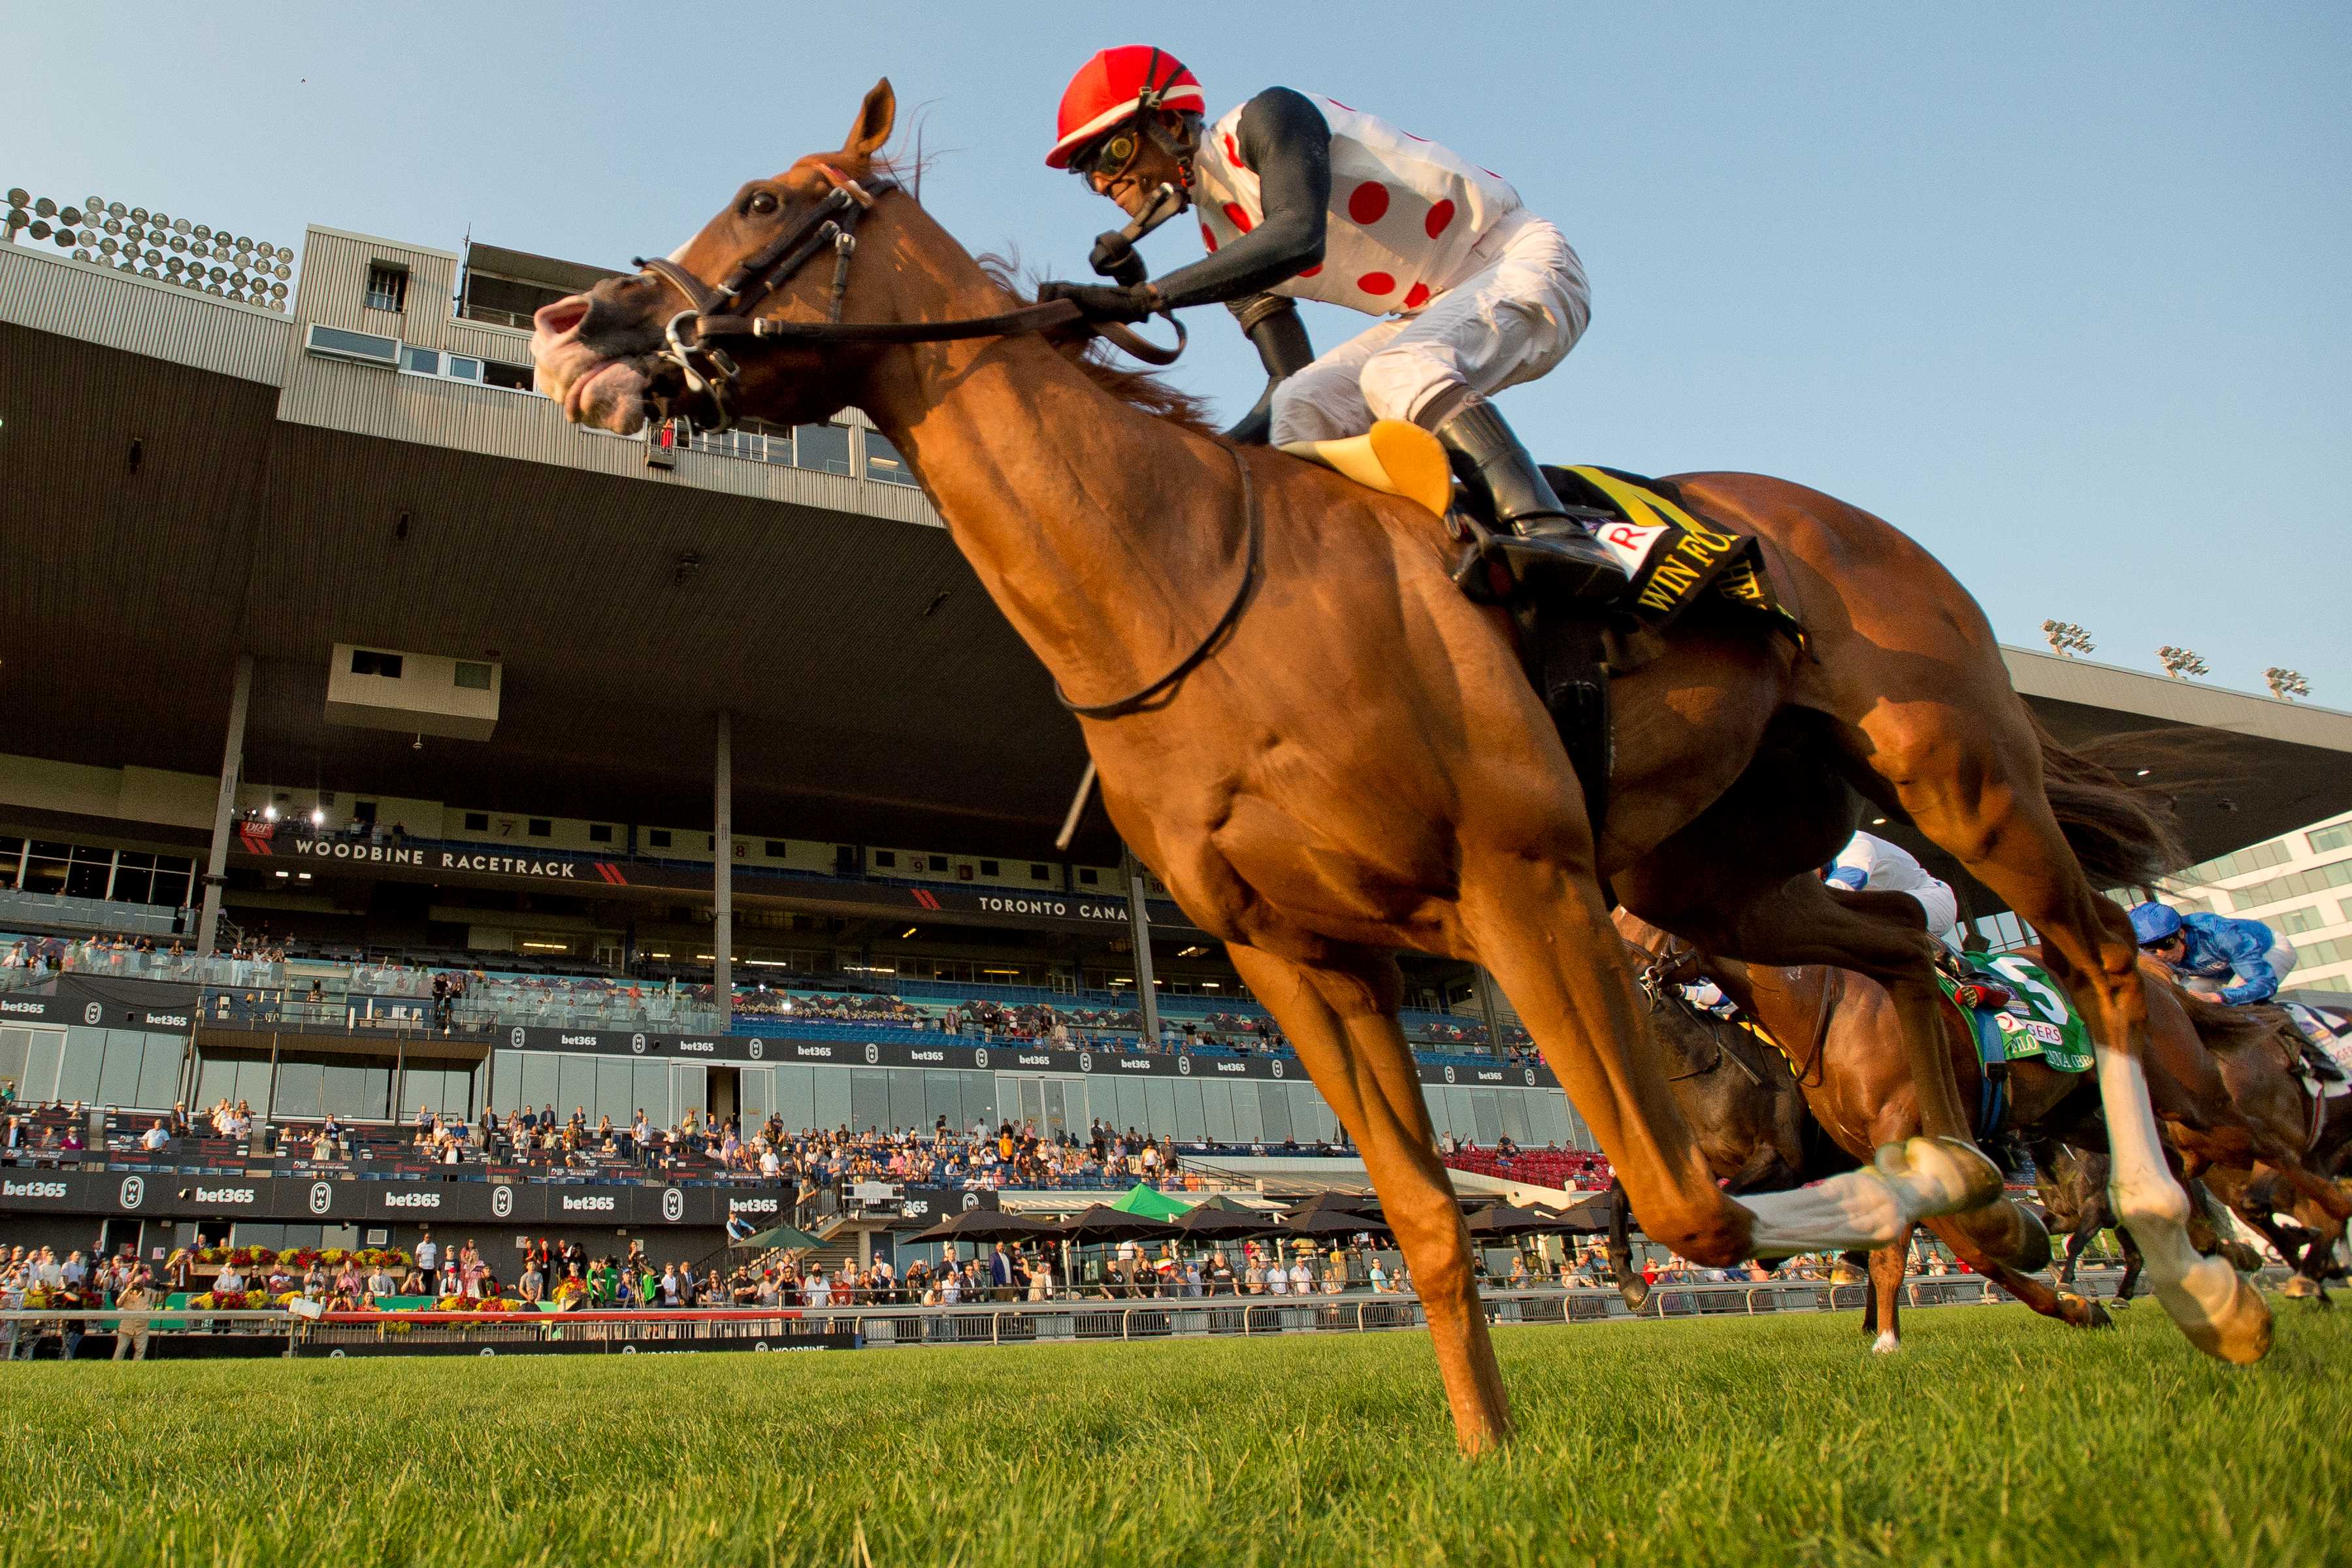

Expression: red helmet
xmin=1045 ymin=46 xmax=1205 ymax=169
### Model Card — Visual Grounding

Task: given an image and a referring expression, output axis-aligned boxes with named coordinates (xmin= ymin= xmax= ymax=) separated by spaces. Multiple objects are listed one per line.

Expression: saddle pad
xmin=1936 ymin=954 xmax=2095 ymax=1074
xmin=1548 ymin=465 xmax=1797 ymax=636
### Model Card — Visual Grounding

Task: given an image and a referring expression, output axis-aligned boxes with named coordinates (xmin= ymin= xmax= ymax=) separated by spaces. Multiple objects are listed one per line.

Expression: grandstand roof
xmin=7 ymin=237 xmax=2351 ymax=879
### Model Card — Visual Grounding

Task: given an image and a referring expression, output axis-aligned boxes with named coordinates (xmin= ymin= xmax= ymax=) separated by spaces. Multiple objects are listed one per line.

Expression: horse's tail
xmin=2033 ymin=718 xmax=2190 ymax=891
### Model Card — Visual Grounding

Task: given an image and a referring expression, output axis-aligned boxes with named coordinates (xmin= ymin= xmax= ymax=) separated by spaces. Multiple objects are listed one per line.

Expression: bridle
xmin=632 ymin=170 xmax=1184 ymax=433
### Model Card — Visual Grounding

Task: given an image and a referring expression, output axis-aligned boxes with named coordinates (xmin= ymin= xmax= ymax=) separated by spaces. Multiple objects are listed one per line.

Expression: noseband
xmin=632 ymin=172 xmax=1183 ymax=433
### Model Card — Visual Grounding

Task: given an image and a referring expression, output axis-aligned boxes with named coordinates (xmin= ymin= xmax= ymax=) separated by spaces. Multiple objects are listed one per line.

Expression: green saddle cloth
xmin=1937 ymin=953 xmax=2095 ymax=1074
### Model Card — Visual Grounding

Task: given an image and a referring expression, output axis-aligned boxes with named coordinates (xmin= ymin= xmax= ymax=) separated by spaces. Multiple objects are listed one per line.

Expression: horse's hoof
xmin=2281 ymin=1274 xmax=2321 ymax=1301
xmin=1618 ymin=1280 xmax=1650 ymax=1311
xmin=1870 ymin=1330 xmax=1901 ymax=1356
xmin=1946 ymin=1197 xmax=2053 ymax=1274
xmin=1872 ymin=1135 xmax=2004 ymax=1220
xmin=2059 ymin=1292 xmax=2114 ymax=1331
xmin=2167 ymin=1266 xmax=2274 ymax=1365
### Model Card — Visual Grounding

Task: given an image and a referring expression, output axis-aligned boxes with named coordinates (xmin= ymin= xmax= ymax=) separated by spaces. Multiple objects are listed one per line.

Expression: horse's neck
xmin=849 ymin=212 xmax=1235 ymax=700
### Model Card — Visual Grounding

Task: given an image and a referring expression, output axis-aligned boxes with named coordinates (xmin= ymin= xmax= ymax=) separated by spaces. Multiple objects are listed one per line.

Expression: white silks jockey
xmin=1038 ymin=45 xmax=1626 ymax=598
xmin=1822 ymin=831 xmax=1962 ymax=946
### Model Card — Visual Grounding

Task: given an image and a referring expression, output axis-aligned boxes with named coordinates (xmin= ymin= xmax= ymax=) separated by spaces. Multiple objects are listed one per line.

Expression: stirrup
xmin=1450 ymin=512 xmax=1625 ymax=605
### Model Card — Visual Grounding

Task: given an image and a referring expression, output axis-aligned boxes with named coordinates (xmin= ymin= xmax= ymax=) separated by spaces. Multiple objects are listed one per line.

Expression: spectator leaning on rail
xmin=2129 ymin=900 xmax=2297 ymax=1005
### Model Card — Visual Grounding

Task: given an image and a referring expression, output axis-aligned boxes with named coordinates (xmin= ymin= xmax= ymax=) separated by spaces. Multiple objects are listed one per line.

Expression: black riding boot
xmin=1433 ymin=398 xmax=1627 ymax=600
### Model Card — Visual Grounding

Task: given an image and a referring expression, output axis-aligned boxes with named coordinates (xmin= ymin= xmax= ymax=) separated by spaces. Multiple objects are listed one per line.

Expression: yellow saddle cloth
xmin=1279 ymin=419 xmax=1452 ymax=518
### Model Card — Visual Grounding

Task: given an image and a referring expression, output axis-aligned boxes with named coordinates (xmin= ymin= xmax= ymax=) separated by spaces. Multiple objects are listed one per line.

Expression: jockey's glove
xmin=1037 ymin=280 xmax=1158 ymax=323
xmin=1088 ymin=230 xmax=1149 ymax=287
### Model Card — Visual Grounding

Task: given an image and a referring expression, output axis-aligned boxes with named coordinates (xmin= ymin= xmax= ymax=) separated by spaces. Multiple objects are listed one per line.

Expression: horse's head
xmin=532 ymin=80 xmax=900 ymax=435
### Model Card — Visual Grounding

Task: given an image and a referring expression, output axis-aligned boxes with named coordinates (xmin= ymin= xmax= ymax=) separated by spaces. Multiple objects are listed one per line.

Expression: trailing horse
xmin=531 ymin=80 xmax=2268 ymax=1449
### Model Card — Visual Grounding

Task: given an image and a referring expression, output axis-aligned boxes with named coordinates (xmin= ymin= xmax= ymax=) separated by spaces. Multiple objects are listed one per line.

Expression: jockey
xmin=1039 ymin=45 xmax=1626 ymax=597
xmin=2129 ymin=902 xmax=2298 ymax=1005
xmin=1821 ymin=831 xmax=1960 ymax=945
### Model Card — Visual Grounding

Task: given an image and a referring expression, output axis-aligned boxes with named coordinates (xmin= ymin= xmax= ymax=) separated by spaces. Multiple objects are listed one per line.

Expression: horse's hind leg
xmin=1841 ymin=702 xmax=2270 ymax=1364
xmin=1458 ymin=847 xmax=1983 ymax=1262
xmin=1223 ymin=939 xmax=1510 ymax=1453
xmin=1605 ymin=1180 xmax=1648 ymax=1310
xmin=1867 ymin=1235 xmax=1907 ymax=1353
xmin=1922 ymin=1214 xmax=2113 ymax=1331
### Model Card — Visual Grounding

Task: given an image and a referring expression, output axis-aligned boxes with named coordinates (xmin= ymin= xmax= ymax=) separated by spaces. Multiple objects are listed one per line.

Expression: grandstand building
xmin=5 ymin=193 xmax=2351 ymax=1265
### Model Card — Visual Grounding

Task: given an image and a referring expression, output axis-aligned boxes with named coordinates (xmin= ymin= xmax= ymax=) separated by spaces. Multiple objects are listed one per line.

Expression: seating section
xmin=1445 ymin=1145 xmax=1614 ymax=1193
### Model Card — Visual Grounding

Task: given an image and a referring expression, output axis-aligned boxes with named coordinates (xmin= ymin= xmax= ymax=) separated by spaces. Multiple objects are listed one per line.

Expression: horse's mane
xmin=973 ymin=254 xmax=1220 ymax=437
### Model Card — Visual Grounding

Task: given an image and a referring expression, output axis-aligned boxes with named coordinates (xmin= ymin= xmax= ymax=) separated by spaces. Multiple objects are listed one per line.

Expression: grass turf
xmin=1 ymin=1300 xmax=2345 ymax=1567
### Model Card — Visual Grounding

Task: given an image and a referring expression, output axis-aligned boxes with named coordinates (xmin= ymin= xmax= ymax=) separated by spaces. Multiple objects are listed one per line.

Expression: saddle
xmin=1283 ymin=425 xmax=1800 ymax=830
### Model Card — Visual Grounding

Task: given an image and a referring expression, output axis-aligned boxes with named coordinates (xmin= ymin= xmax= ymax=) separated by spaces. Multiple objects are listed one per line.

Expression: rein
xmin=634 ymin=174 xmax=1183 ymax=433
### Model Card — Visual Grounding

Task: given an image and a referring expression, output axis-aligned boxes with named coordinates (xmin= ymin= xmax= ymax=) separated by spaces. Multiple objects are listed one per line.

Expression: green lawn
xmin=3 ymin=1300 xmax=2346 ymax=1567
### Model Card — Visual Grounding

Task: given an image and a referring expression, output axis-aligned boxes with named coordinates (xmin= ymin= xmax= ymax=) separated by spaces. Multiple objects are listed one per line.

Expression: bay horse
xmin=531 ymin=80 xmax=2268 ymax=1449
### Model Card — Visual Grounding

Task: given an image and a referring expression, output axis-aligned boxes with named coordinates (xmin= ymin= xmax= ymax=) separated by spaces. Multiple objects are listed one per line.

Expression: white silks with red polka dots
xmin=1192 ymin=94 xmax=1524 ymax=316
xmin=1192 ymin=94 xmax=1592 ymax=446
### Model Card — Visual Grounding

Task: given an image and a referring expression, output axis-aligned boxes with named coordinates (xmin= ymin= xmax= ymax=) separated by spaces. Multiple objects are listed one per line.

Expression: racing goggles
xmin=1070 ymin=123 xmax=1146 ymax=184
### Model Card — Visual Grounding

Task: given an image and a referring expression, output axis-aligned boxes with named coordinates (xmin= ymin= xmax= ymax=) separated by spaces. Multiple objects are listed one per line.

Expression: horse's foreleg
xmin=1224 ymin=940 xmax=1510 ymax=1454
xmin=2115 ymin=1224 xmax=2144 ymax=1301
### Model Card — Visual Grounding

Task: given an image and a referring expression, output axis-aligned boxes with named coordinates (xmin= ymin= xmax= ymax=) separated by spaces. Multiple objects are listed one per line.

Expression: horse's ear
xmin=843 ymin=78 xmax=896 ymax=157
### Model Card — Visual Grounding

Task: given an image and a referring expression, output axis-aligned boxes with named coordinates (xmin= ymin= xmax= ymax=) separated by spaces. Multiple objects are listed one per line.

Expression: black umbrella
xmin=1287 ymin=1190 xmax=1381 ymax=1218
xmin=1171 ymin=1197 xmax=1282 ymax=1240
xmin=1055 ymin=1204 xmax=1180 ymax=1243
xmin=1534 ymin=1194 xmax=1618 ymax=1235
xmin=1464 ymin=1201 xmax=1561 ymax=1239
xmin=905 ymin=1208 xmax=1060 ymax=1245
xmin=1280 ymin=1204 xmax=1390 ymax=1239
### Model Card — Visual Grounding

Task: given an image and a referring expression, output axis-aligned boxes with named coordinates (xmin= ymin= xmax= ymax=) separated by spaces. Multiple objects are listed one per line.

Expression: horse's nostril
xmin=536 ymin=295 xmax=591 ymax=336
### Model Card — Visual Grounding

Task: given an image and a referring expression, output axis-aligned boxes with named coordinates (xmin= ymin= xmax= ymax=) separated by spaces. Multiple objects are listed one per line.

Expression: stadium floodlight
xmin=310 ymin=808 xmax=325 ymax=826
xmin=2041 ymin=620 xmax=2095 ymax=658
xmin=2156 ymin=646 xmax=2210 ymax=681
xmin=4 ymin=184 xmax=296 ymax=310
xmin=2265 ymin=668 xmax=2311 ymax=703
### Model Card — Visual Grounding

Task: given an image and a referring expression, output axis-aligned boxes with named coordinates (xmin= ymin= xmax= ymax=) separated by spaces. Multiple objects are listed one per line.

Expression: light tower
xmin=2156 ymin=647 xmax=2210 ymax=681
xmin=2041 ymin=620 xmax=2094 ymax=657
xmin=2265 ymin=668 xmax=2311 ymax=702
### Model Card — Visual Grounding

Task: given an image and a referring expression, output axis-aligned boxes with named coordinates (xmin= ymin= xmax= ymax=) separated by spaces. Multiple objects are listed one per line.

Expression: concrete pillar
xmin=1123 ymin=851 xmax=1160 ymax=1049
xmin=196 ymin=653 xmax=253 ymax=959
xmin=713 ymin=710 xmax=732 ymax=1029
xmin=1475 ymin=968 xmax=1506 ymax=1060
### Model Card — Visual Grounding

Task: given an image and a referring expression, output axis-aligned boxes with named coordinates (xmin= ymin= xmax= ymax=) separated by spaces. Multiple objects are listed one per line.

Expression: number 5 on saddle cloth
xmin=1937 ymin=953 xmax=2096 ymax=1138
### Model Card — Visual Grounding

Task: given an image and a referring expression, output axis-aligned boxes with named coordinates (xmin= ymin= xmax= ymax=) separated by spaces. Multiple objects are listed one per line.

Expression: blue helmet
xmin=2128 ymin=902 xmax=2184 ymax=946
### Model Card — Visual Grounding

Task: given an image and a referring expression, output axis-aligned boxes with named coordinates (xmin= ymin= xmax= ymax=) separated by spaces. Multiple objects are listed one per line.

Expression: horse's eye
xmin=748 ymin=191 xmax=779 ymax=216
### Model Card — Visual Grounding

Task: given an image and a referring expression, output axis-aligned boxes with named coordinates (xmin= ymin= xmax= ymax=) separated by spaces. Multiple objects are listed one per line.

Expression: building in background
xmin=2163 ymin=809 xmax=2352 ymax=998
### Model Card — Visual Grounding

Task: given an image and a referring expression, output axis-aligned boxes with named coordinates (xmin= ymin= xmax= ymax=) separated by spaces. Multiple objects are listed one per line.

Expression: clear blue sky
xmin=14 ymin=3 xmax=2348 ymax=699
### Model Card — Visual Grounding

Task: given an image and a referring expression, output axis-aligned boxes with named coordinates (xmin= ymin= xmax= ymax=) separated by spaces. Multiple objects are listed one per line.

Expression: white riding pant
xmin=1267 ymin=212 xmax=1590 ymax=447
xmin=1903 ymin=879 xmax=1960 ymax=945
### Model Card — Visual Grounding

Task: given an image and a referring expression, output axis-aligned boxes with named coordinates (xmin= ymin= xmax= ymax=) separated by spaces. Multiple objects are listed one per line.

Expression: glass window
xmin=445 ymin=355 xmax=483 ymax=382
xmin=812 ymin=1067 xmax=851 ymax=1131
xmin=634 ymin=1060 xmax=671 ymax=1125
xmin=864 ymin=430 xmax=916 ymax=485
xmin=1256 ymin=1082 xmax=1293 ymax=1143
xmin=648 ymin=830 xmax=672 ymax=850
xmin=739 ymin=1068 xmax=772 ymax=1124
xmin=64 ymin=855 xmax=109 ymax=899
xmin=399 ymin=344 xmax=439 ymax=374
xmin=1173 ymin=1079 xmax=1205 ymax=1141
xmin=0 ymin=1028 xmax=29 ymax=1098
xmin=488 ymin=1050 xmax=523 ymax=1116
xmin=96 ymin=1030 xmax=146 ymax=1108
xmin=454 ymin=661 xmax=493 ymax=691
xmin=1228 ymin=1080 xmax=1262 ymax=1143
xmin=595 ymin=1058 xmax=634 ymax=1124
xmin=135 ymin=1036 xmax=180 ymax=1110
xmin=518 ymin=1053 xmax=559 ymax=1117
xmin=272 ymin=1060 xmax=323 ymax=1119
xmin=590 ymin=824 xmax=614 ymax=844
xmin=849 ymin=1069 xmax=890 ymax=1134
xmin=957 ymin=1070 xmax=995 ymax=1133
xmin=794 ymin=421 xmax=853 ymax=475
xmin=323 ymin=1062 xmax=389 ymax=1120
xmin=888 ymin=1071 xmax=924 ymax=1136
xmin=1471 ymin=1090 xmax=1503 ymax=1145
xmin=1199 ymin=1081 xmax=1234 ymax=1143
xmin=1143 ymin=1079 xmax=1177 ymax=1139
xmin=673 ymin=1064 xmax=706 ymax=1122
xmin=55 ymin=1027 xmax=104 ymax=1103
xmin=774 ymin=1064 xmax=817 ymax=1132
xmin=1499 ymin=1089 xmax=1530 ymax=1146
xmin=557 ymin=1055 xmax=596 ymax=1121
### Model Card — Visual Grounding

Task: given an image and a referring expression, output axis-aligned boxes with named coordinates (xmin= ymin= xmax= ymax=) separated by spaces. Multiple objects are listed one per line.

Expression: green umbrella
xmin=1109 ymin=1182 xmax=1195 ymax=1220
xmin=734 ymin=1222 xmax=828 ymax=1252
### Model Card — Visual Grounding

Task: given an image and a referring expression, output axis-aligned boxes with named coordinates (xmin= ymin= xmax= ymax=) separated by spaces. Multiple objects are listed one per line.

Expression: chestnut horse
xmin=532 ymin=80 xmax=2266 ymax=1448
